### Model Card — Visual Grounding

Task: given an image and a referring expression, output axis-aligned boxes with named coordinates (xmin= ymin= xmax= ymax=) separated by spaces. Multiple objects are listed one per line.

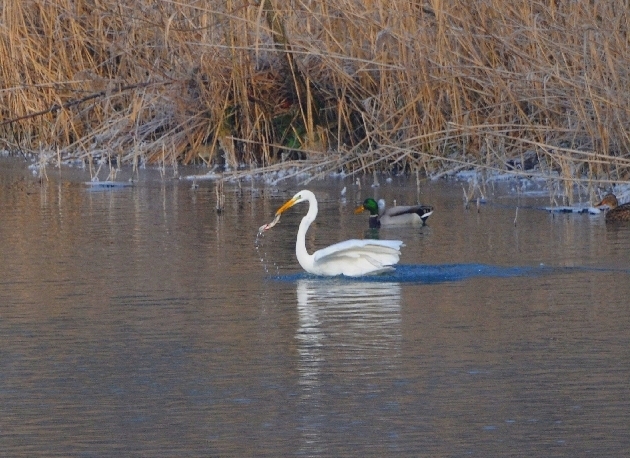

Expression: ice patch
xmin=544 ymin=205 xmax=595 ymax=214
xmin=84 ymin=181 xmax=133 ymax=189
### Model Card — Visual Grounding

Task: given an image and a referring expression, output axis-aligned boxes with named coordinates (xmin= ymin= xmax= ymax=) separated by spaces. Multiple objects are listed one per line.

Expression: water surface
xmin=1 ymin=159 xmax=629 ymax=456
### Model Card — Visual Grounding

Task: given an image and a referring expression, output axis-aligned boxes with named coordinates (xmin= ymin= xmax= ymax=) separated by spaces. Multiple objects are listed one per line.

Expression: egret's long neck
xmin=295 ymin=196 xmax=317 ymax=271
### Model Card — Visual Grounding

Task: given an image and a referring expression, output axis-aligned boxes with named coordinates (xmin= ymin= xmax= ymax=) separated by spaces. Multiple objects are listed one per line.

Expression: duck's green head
xmin=354 ymin=198 xmax=379 ymax=216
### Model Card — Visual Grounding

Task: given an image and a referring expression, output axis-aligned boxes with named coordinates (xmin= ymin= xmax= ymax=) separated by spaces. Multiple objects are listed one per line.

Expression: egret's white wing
xmin=313 ymin=239 xmax=403 ymax=263
xmin=315 ymin=249 xmax=398 ymax=276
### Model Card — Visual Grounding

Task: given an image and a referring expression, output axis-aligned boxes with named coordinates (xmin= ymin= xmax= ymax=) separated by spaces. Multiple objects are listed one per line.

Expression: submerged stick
xmin=215 ymin=179 xmax=225 ymax=213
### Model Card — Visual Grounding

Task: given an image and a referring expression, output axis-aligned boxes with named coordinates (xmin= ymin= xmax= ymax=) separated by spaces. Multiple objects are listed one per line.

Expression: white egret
xmin=355 ymin=198 xmax=434 ymax=228
xmin=261 ymin=190 xmax=404 ymax=277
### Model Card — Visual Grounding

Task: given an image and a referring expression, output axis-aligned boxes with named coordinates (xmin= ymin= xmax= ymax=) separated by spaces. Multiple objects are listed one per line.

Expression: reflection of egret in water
xmin=295 ymin=279 xmax=402 ymax=454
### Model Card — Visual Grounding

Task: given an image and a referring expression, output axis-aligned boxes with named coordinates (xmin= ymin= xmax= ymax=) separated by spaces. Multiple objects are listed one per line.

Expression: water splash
xmin=264 ymin=263 xmax=546 ymax=283
xmin=254 ymin=230 xmax=279 ymax=277
xmin=255 ymin=212 xmax=283 ymax=276
xmin=264 ymin=263 xmax=630 ymax=284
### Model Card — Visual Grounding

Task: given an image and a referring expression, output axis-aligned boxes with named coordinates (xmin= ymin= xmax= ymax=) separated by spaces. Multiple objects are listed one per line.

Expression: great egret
xmin=355 ymin=198 xmax=434 ymax=228
xmin=595 ymin=194 xmax=630 ymax=222
xmin=261 ymin=190 xmax=404 ymax=276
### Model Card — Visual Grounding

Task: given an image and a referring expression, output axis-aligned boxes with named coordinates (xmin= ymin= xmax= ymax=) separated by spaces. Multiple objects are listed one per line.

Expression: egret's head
xmin=354 ymin=198 xmax=379 ymax=216
xmin=595 ymin=193 xmax=619 ymax=209
xmin=276 ymin=191 xmax=308 ymax=215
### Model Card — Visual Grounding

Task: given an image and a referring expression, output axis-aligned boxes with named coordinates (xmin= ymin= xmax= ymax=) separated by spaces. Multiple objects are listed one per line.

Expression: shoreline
xmin=4 ymin=152 xmax=629 ymax=210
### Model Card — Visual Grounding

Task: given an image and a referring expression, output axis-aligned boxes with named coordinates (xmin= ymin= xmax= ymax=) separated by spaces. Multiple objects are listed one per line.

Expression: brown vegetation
xmin=1 ymin=0 xmax=630 ymax=186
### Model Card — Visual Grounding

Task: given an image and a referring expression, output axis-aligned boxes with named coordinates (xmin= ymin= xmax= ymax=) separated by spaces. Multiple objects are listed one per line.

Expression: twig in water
xmin=372 ymin=170 xmax=380 ymax=187
xmin=514 ymin=207 xmax=519 ymax=226
xmin=463 ymin=184 xmax=472 ymax=209
xmin=215 ymin=178 xmax=225 ymax=213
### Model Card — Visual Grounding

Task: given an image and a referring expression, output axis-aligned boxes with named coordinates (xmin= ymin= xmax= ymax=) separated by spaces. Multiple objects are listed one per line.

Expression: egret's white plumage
xmin=273 ymin=190 xmax=403 ymax=277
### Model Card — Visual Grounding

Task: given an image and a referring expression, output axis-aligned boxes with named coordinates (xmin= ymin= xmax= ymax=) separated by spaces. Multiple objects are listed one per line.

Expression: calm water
xmin=1 ymin=158 xmax=630 ymax=456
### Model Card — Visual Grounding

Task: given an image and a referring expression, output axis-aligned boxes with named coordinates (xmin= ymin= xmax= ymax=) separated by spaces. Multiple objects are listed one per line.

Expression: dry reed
xmin=1 ymin=0 xmax=630 ymax=193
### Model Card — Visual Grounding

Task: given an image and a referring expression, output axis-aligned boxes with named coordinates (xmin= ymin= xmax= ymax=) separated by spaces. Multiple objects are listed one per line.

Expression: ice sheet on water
xmin=83 ymin=181 xmax=133 ymax=190
xmin=544 ymin=205 xmax=601 ymax=214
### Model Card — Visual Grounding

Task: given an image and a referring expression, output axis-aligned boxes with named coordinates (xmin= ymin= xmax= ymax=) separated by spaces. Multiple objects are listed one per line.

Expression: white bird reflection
xmin=295 ymin=278 xmax=402 ymax=453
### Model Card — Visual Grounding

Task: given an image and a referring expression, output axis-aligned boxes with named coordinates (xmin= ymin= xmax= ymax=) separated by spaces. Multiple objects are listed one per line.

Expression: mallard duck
xmin=261 ymin=190 xmax=404 ymax=276
xmin=354 ymin=198 xmax=434 ymax=228
xmin=595 ymin=193 xmax=630 ymax=222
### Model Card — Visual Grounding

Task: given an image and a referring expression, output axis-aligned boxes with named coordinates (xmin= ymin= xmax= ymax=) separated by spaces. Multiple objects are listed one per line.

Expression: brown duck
xmin=595 ymin=194 xmax=630 ymax=222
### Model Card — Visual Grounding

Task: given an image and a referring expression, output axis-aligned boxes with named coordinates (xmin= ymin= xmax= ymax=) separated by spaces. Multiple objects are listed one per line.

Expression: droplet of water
xmin=254 ymin=232 xmax=269 ymax=274
xmin=255 ymin=231 xmax=279 ymax=276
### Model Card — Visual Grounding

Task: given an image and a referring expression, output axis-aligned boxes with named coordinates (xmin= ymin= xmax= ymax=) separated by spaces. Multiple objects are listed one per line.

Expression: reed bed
xmin=1 ymin=0 xmax=630 ymax=192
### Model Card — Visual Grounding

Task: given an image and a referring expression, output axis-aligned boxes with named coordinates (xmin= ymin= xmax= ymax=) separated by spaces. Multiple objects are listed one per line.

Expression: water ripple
xmin=270 ymin=263 xmax=630 ymax=283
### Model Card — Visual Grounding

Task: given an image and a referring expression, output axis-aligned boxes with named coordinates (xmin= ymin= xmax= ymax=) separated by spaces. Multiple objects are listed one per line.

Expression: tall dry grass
xmin=1 ymin=0 xmax=630 ymax=190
